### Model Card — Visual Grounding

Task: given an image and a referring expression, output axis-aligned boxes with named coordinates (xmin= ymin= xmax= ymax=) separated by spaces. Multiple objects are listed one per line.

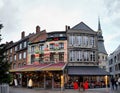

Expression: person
xmin=28 ymin=78 xmax=33 ymax=88
xmin=78 ymin=76 xmax=84 ymax=91
xmin=73 ymin=80 xmax=79 ymax=90
xmin=14 ymin=78 xmax=18 ymax=87
xmin=114 ymin=77 xmax=118 ymax=90
xmin=110 ymin=77 xmax=115 ymax=90
xmin=83 ymin=80 xmax=89 ymax=90
xmin=118 ymin=77 xmax=120 ymax=87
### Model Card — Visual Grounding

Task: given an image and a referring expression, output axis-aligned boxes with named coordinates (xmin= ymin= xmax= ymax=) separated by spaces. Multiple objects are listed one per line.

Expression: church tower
xmin=97 ymin=18 xmax=108 ymax=70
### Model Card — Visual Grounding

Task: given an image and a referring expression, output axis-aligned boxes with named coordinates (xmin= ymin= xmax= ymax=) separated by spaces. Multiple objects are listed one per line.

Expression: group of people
xmin=73 ymin=79 xmax=88 ymax=91
xmin=111 ymin=76 xmax=120 ymax=90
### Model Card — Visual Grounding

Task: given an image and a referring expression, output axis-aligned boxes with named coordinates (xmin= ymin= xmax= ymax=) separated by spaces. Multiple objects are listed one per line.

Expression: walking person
xmin=114 ymin=77 xmax=118 ymax=90
xmin=118 ymin=77 xmax=120 ymax=88
xmin=110 ymin=77 xmax=115 ymax=90
xmin=78 ymin=76 xmax=84 ymax=91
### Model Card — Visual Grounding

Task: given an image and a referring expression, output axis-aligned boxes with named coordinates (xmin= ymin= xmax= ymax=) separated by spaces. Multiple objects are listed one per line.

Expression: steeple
xmin=98 ymin=17 xmax=102 ymax=31
xmin=97 ymin=17 xmax=107 ymax=54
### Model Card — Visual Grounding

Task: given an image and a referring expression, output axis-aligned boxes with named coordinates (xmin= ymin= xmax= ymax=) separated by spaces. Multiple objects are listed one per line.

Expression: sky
xmin=0 ymin=0 xmax=120 ymax=55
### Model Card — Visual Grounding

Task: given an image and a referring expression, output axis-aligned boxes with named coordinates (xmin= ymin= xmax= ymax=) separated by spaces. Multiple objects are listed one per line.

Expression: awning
xmin=41 ymin=62 xmax=67 ymax=71
xmin=10 ymin=62 xmax=67 ymax=72
xmin=68 ymin=66 xmax=110 ymax=76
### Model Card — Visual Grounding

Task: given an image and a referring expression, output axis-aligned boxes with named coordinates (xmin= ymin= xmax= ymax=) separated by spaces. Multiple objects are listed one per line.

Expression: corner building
xmin=66 ymin=22 xmax=110 ymax=88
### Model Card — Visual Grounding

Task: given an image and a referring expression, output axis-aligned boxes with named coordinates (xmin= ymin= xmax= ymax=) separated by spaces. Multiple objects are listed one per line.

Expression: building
xmin=66 ymin=21 xmax=110 ymax=88
xmin=97 ymin=19 xmax=108 ymax=70
xmin=9 ymin=21 xmax=110 ymax=89
xmin=10 ymin=28 xmax=67 ymax=89
xmin=108 ymin=45 xmax=120 ymax=77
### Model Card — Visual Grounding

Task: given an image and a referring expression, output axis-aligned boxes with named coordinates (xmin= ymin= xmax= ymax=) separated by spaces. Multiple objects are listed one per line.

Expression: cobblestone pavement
xmin=9 ymin=87 xmax=120 ymax=93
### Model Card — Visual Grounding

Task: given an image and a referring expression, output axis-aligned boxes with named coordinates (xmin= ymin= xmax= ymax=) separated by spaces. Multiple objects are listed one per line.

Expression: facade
xmin=6 ymin=32 xmax=33 ymax=69
xmin=67 ymin=22 xmax=98 ymax=66
xmin=27 ymin=31 xmax=67 ymax=65
xmin=8 ymin=21 xmax=110 ymax=89
xmin=108 ymin=45 xmax=120 ymax=77
xmin=97 ymin=19 xmax=108 ymax=70
xmin=6 ymin=26 xmax=46 ymax=69
xmin=66 ymin=22 xmax=110 ymax=88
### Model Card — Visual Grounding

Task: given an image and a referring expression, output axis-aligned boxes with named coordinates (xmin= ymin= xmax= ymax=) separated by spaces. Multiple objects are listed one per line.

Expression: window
xmin=19 ymin=53 xmax=22 ymax=60
xmin=59 ymin=43 xmax=64 ymax=49
xmin=60 ymin=34 xmax=63 ymax=37
xmin=13 ymin=63 xmax=16 ymax=69
xmin=10 ymin=56 xmax=12 ymax=62
xmin=83 ymin=51 xmax=89 ymax=61
xmin=59 ymin=52 xmax=64 ymax=61
xmin=31 ymin=55 xmax=35 ymax=64
xmin=15 ymin=46 xmax=17 ymax=51
xmin=39 ymin=44 xmax=44 ymax=51
xmin=31 ymin=46 xmax=35 ymax=53
xmin=10 ymin=48 xmax=12 ymax=53
xmin=14 ymin=55 xmax=16 ymax=61
xmin=50 ymin=53 xmax=55 ymax=61
xmin=19 ymin=43 xmax=22 ymax=49
xmin=23 ymin=52 xmax=26 ymax=58
xmin=114 ymin=56 xmax=117 ymax=63
xmin=23 ymin=41 xmax=27 ymax=48
xmin=50 ymin=44 xmax=54 ymax=49
xmin=83 ymin=36 xmax=88 ymax=47
xmin=90 ymin=51 xmax=95 ymax=61
xmin=89 ymin=36 xmax=94 ymax=47
xmin=109 ymin=67 xmax=112 ymax=72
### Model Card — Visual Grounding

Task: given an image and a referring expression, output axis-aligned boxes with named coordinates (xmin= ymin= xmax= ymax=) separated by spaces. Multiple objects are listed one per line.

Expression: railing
xmin=0 ymin=84 xmax=9 ymax=93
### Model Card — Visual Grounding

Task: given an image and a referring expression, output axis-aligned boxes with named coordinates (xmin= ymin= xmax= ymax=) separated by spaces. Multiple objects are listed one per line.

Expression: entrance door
xmin=46 ymin=76 xmax=52 ymax=88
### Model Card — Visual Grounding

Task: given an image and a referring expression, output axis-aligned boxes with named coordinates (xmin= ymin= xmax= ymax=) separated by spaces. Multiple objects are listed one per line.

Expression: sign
xmin=47 ymin=37 xmax=67 ymax=41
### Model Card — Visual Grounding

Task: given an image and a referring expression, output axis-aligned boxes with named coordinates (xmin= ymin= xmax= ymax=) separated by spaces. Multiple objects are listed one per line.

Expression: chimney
xmin=68 ymin=26 xmax=70 ymax=30
xmin=65 ymin=25 xmax=70 ymax=31
xmin=21 ymin=31 xmax=25 ymax=39
xmin=36 ymin=25 xmax=40 ymax=33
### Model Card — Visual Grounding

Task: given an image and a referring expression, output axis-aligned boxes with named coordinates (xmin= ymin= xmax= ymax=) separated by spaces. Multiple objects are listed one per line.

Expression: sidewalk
xmin=9 ymin=87 xmax=120 ymax=93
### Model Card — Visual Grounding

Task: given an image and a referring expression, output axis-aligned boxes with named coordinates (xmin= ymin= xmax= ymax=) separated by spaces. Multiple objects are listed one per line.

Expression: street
xmin=9 ymin=87 xmax=120 ymax=93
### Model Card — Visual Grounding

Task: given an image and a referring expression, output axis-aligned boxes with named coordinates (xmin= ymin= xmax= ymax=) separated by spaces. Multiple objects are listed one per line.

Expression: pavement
xmin=9 ymin=87 xmax=120 ymax=93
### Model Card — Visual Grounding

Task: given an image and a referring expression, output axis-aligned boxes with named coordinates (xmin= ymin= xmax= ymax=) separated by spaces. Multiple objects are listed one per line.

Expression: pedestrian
xmin=78 ymin=76 xmax=84 ymax=91
xmin=118 ymin=77 xmax=120 ymax=87
xmin=110 ymin=77 xmax=115 ymax=90
xmin=28 ymin=78 xmax=33 ymax=88
xmin=83 ymin=80 xmax=89 ymax=90
xmin=114 ymin=77 xmax=118 ymax=90
xmin=73 ymin=80 xmax=79 ymax=90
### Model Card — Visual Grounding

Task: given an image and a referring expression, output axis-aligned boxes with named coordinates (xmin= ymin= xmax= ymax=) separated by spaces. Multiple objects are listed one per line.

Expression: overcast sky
xmin=0 ymin=0 xmax=120 ymax=55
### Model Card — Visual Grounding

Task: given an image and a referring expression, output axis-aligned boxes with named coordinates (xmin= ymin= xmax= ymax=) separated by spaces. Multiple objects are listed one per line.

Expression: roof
xmin=71 ymin=22 xmax=94 ymax=31
xmin=98 ymin=41 xmax=107 ymax=54
xmin=10 ymin=62 xmax=67 ymax=72
xmin=68 ymin=66 xmax=110 ymax=76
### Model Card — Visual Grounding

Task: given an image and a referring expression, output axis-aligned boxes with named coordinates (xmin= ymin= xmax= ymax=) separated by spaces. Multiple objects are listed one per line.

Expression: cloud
xmin=0 ymin=0 xmax=22 ymax=42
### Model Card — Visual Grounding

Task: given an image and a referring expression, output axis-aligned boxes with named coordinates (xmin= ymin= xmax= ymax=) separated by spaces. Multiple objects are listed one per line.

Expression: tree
xmin=0 ymin=44 xmax=11 ymax=84
xmin=0 ymin=24 xmax=11 ymax=84
xmin=0 ymin=24 xmax=3 ymax=42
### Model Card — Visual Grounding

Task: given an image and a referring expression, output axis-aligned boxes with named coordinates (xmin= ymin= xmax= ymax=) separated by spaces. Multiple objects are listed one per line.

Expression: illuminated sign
xmin=47 ymin=37 xmax=67 ymax=41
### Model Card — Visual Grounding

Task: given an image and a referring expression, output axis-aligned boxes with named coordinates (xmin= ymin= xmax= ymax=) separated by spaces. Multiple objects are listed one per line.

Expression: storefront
xmin=10 ymin=62 xmax=67 ymax=89
xmin=65 ymin=66 xmax=110 ymax=89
